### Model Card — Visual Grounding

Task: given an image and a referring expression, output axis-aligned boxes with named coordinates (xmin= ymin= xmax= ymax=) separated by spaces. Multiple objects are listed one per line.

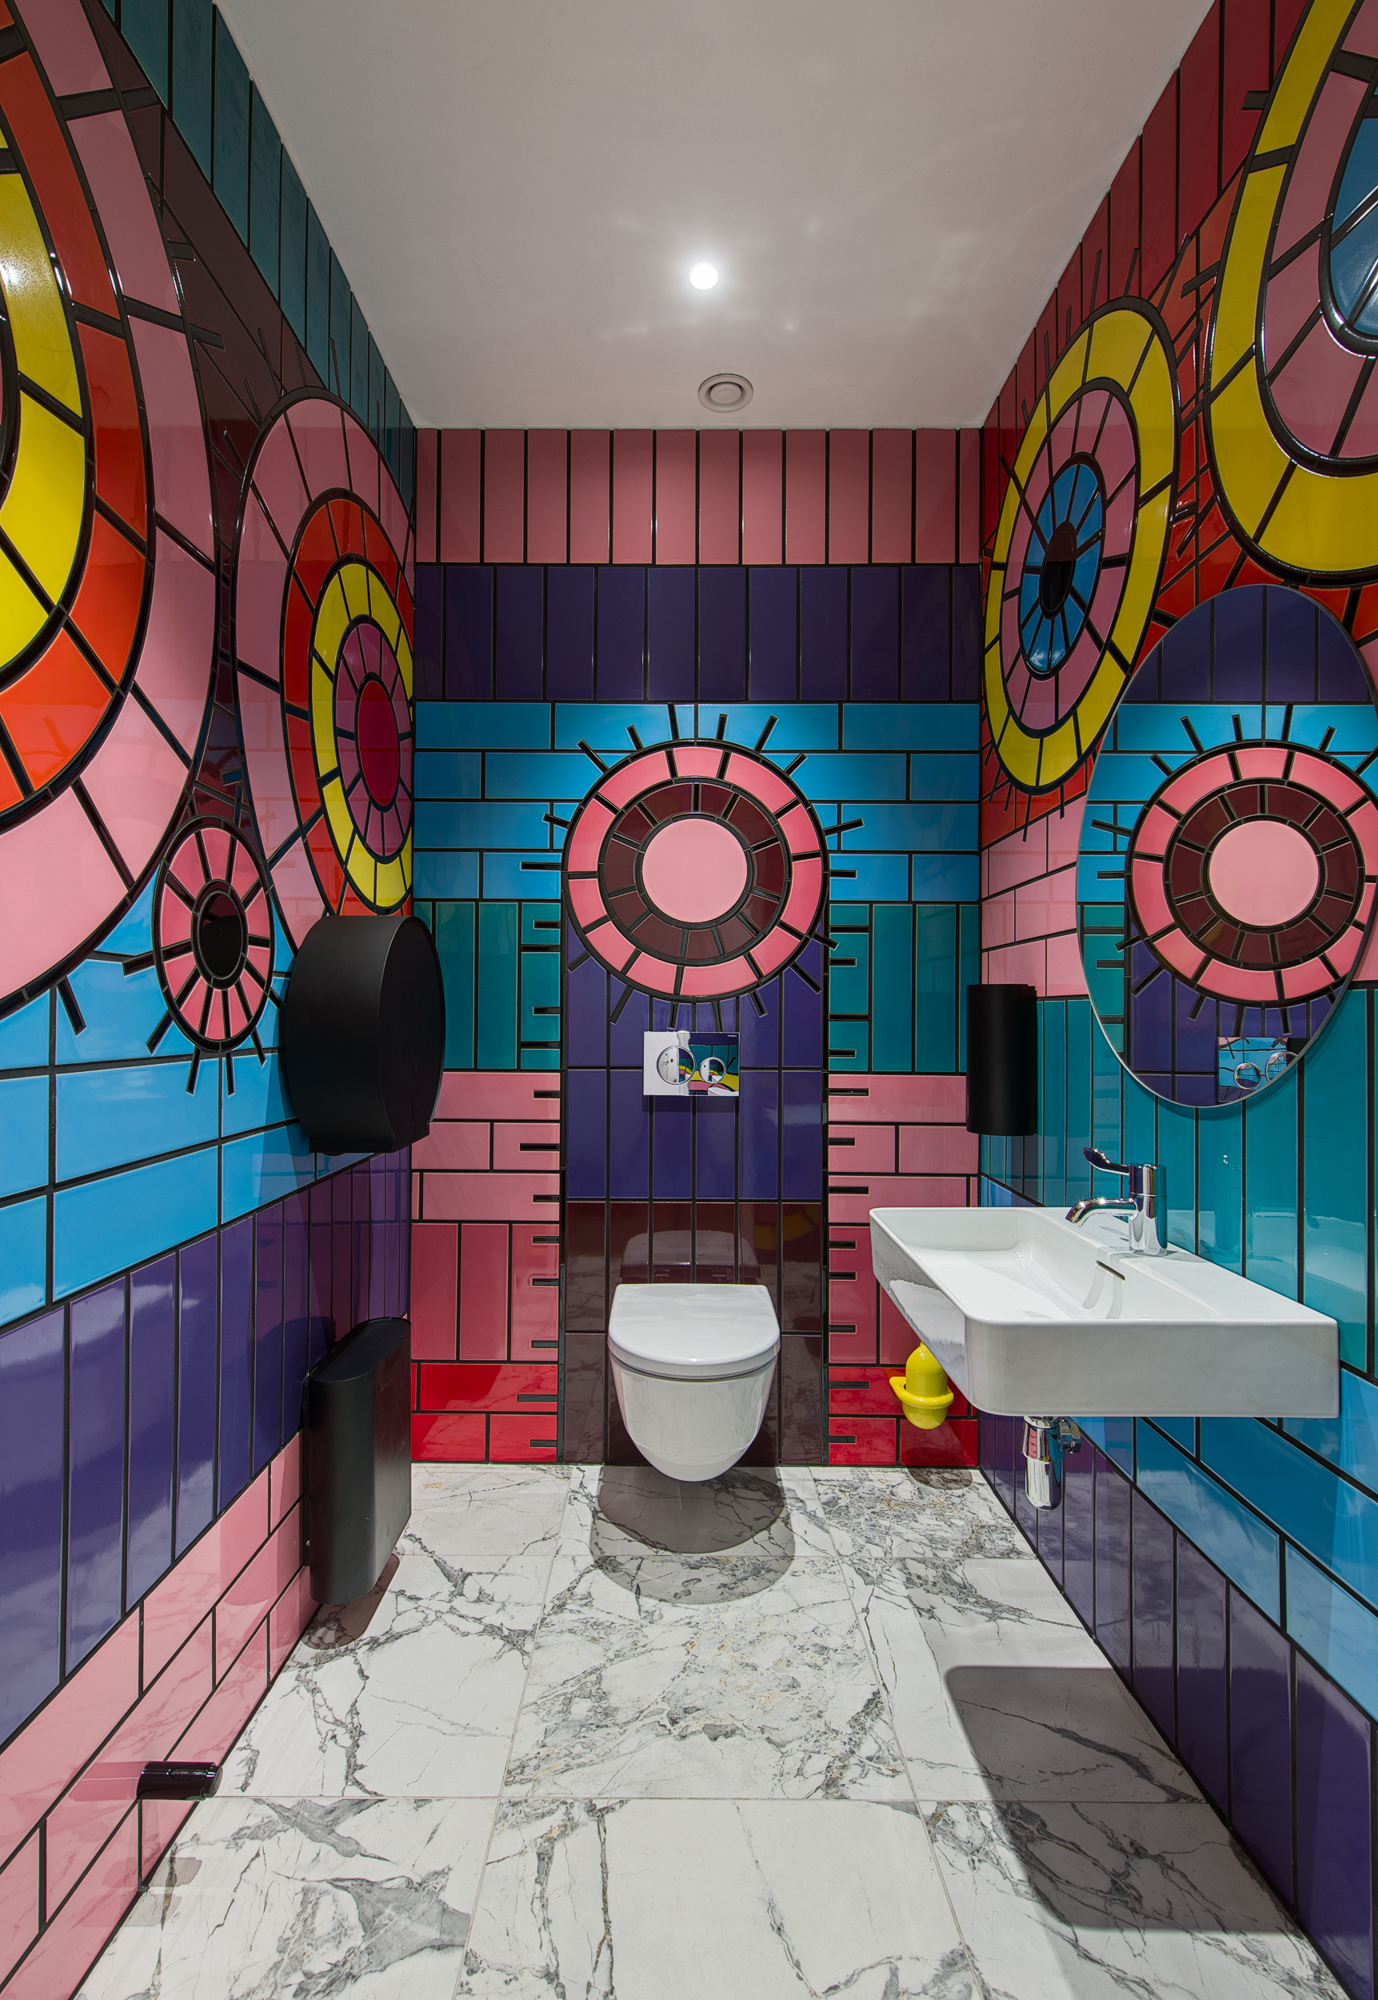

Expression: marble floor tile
xmin=222 ymin=1547 xmax=547 ymax=1798
xmin=924 ymin=1798 xmax=1346 ymax=1999
xmin=77 ymin=1796 xmax=495 ymax=2000
xmin=811 ymin=1464 xmax=1025 ymax=1577
xmin=560 ymin=1462 xmax=836 ymax=1581
xmin=458 ymin=1798 xmax=976 ymax=1999
xmin=852 ymin=1554 xmax=1198 ymax=1803
xmin=504 ymin=1550 xmax=908 ymax=1802
xmin=409 ymin=1463 xmax=570 ymax=1558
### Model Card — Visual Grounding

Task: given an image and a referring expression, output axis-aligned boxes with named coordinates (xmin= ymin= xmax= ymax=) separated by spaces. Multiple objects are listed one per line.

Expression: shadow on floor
xmin=590 ymin=1465 xmax=795 ymax=1601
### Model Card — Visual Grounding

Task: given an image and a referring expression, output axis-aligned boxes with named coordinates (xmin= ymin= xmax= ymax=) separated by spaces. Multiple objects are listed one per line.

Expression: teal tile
xmin=958 ymin=906 xmax=980 ymax=1074
xmin=1288 ymin=1370 xmax=1378 ymax=1496
xmin=828 ymin=854 xmax=908 ymax=900
xmin=1042 ymin=1000 xmax=1067 ymax=1209
xmin=910 ymin=854 xmax=980 ymax=901
xmin=1157 ymin=1097 xmax=1197 ymax=1252
xmin=414 ymin=852 xmax=479 ymax=900
xmin=57 ymin=1061 xmax=217 ymax=1181
xmin=827 ymin=1021 xmax=869 ymax=1072
xmin=417 ymin=702 xmax=551 ymax=751
xmin=1065 ymin=996 xmax=1093 ymax=1204
xmin=790 ymin=754 xmax=905 ymax=801
xmin=1197 ymin=1101 xmax=1243 ymax=1273
xmin=908 ymin=753 xmax=981 ymax=799
xmin=1305 ymin=988 xmax=1369 ymax=1368
xmin=520 ymin=904 xmax=562 ymax=947
xmin=1285 ymin=1546 xmax=1378 ymax=1720
xmin=482 ymin=854 xmax=566 ymax=898
xmin=413 ymin=751 xmax=481 ymax=798
xmin=305 ymin=205 xmax=329 ymax=380
xmin=212 ymin=14 xmax=250 ymax=242
xmin=843 ymin=704 xmax=978 ymax=750
xmin=54 ymin=1151 xmax=218 ymax=1300
xmin=871 ymin=905 xmax=914 ymax=1072
xmin=414 ymin=801 xmax=549 ymax=849
xmin=0 ymin=1073 xmax=44 ymax=1197
xmin=476 ymin=903 xmax=519 ymax=1070
xmin=1122 ymin=1069 xmax=1156 ymax=1173
xmin=1135 ymin=1420 xmax=1279 ymax=1618
xmin=0 ymin=997 xmax=47 ymax=1071
xmin=486 ymin=751 xmax=599 ymax=798
xmin=328 ymin=253 xmax=350 ymax=398
xmin=1244 ymin=1067 xmax=1298 ymax=1300
xmin=1090 ymin=1015 xmax=1122 ymax=1195
xmin=248 ymin=87 xmax=280 ymax=291
xmin=521 ymin=1049 xmax=561 ymax=1071
xmin=1152 ymin=1415 xmax=1197 ymax=1451
xmin=433 ymin=903 xmax=475 ymax=1069
xmin=1079 ymin=1418 xmax=1133 ymax=1475
xmin=221 ymin=1124 xmax=314 ymax=1221
xmin=278 ymin=153 xmax=307 ymax=342
xmin=0 ymin=1195 xmax=45 ymax=1324
xmin=1201 ymin=1415 xmax=1378 ymax=1610
xmin=843 ymin=802 xmax=976 ymax=851
xmin=122 ymin=0 xmax=169 ymax=98
xmin=171 ymin=0 xmax=213 ymax=179
xmin=520 ymin=945 xmax=560 ymax=1051
xmin=828 ymin=928 xmax=869 ymax=1019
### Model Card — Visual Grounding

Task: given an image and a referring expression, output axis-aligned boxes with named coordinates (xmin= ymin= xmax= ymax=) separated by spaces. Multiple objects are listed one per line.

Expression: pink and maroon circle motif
xmin=153 ymin=817 xmax=275 ymax=1053
xmin=1127 ymin=744 xmax=1378 ymax=1007
xmin=334 ymin=622 xmax=410 ymax=858
xmin=563 ymin=740 xmax=828 ymax=999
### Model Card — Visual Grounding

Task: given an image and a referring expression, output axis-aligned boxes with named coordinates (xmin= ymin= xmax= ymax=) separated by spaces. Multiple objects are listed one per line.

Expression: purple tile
xmin=739 ymin=975 xmax=779 ymax=1068
xmin=565 ymin=959 xmax=608 ymax=1068
xmin=850 ymin=567 xmax=899 ymax=701
xmin=561 ymin=1332 xmax=606 ymax=1463
xmin=1265 ymin=584 xmax=1317 ymax=703
xmin=951 ymin=568 xmax=982 ymax=701
xmin=799 ymin=567 xmax=847 ymax=700
xmin=782 ymin=941 xmax=823 ymax=1069
xmin=0 ymin=1310 xmax=64 ymax=1740
xmin=979 ymin=1412 xmax=995 ymax=1481
xmin=354 ymin=1162 xmax=375 ymax=1328
xmin=648 ymin=568 xmax=695 ymax=701
xmin=901 ymin=567 xmax=950 ymax=701
xmin=749 ymin=567 xmax=797 ymax=701
xmin=780 ymin=1333 xmax=822 ymax=1462
xmin=176 ymin=1234 xmax=218 ymax=1553
xmin=1296 ymin=1653 xmax=1374 ymax=1999
xmin=608 ymin=982 xmax=649 ymax=1068
xmin=1159 ymin=594 xmax=1215 ymax=702
xmin=1212 ymin=586 xmax=1264 ymax=703
xmin=307 ymin=1182 xmax=333 ymax=1369
xmin=1035 ymin=1476 xmax=1063 ymax=1585
xmin=651 ymin=1097 xmax=691 ymax=1199
xmin=330 ymin=1167 xmax=353 ymax=1344
xmin=1130 ymin=1488 xmax=1174 ymax=1740
xmin=495 ymin=565 xmax=543 ymax=700
xmin=413 ymin=565 xmax=443 ymax=700
xmin=126 ymin=1255 xmax=175 ymax=1604
xmin=369 ymin=1159 xmax=389 ymax=1321
xmin=547 ymin=566 xmax=595 ymax=699
xmin=253 ymin=1209 xmax=283 ymax=1474
xmin=1319 ymin=610 xmax=1369 ymax=700
xmin=67 ymin=1281 xmax=126 ymax=1669
xmin=781 ymin=1071 xmax=822 ymax=1200
xmin=992 ymin=1412 xmax=1018 ymax=1517
xmin=1230 ymin=1587 xmax=1294 ymax=1901
xmin=565 ymin=1070 xmax=606 ymax=1198
xmin=596 ymin=567 xmax=645 ymax=699
xmin=699 ymin=567 xmax=747 ymax=702
xmin=282 ymin=1191 xmax=310 ymax=1440
xmin=609 ymin=1070 xmax=649 ymax=1198
xmin=739 ymin=1071 xmax=779 ymax=1200
xmin=1062 ymin=1431 xmax=1094 ymax=1625
xmin=445 ymin=566 xmax=493 ymax=700
xmin=1015 ymin=1458 xmax=1037 ymax=1544
xmin=218 ymin=1216 xmax=254 ymax=1505
xmin=1094 ymin=1450 xmax=1132 ymax=1674
xmin=1176 ymin=1538 xmax=1228 ymax=1809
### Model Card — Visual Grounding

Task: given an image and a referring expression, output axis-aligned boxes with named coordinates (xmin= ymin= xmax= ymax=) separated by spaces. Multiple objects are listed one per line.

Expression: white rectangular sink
xmin=869 ymin=1206 xmax=1338 ymax=1418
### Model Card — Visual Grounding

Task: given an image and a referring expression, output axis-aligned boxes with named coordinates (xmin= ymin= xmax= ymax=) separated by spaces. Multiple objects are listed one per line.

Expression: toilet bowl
xmin=608 ymin=1283 xmax=780 ymax=1482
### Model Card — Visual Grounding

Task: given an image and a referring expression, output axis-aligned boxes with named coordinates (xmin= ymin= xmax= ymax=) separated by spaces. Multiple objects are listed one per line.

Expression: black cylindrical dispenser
xmin=965 ymin=984 xmax=1038 ymax=1135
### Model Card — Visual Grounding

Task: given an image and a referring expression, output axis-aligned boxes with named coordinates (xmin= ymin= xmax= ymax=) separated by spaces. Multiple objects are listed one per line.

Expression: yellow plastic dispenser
xmin=890 ymin=1344 xmax=954 ymax=1430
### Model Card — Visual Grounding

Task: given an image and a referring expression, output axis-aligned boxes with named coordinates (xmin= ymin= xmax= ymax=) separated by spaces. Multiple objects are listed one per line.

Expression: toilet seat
xmin=608 ymin=1283 xmax=780 ymax=1382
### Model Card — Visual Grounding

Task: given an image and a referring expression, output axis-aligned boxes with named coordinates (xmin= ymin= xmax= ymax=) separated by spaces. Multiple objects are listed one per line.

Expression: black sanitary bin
xmin=306 ymin=1316 xmax=412 ymax=1605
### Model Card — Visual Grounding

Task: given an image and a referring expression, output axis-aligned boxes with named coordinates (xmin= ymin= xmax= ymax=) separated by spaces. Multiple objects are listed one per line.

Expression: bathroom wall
xmin=0 ymin=1 xmax=416 ymax=1992
xmin=977 ymin=3 xmax=1378 ymax=1994
xmin=408 ymin=430 xmax=985 ymax=1465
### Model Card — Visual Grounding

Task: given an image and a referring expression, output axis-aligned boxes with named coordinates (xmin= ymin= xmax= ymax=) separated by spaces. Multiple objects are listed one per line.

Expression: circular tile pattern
xmin=985 ymin=300 xmax=1178 ymax=795
xmin=153 ymin=817 xmax=275 ymax=1053
xmin=563 ymin=739 xmax=827 ymax=998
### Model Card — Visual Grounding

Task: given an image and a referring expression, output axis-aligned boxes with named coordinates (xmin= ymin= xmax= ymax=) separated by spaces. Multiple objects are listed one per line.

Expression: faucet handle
xmin=1084 ymin=1146 xmax=1131 ymax=1175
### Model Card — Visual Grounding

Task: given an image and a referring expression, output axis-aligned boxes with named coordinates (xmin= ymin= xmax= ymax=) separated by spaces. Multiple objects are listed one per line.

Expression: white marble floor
xmin=79 ymin=1463 xmax=1343 ymax=2000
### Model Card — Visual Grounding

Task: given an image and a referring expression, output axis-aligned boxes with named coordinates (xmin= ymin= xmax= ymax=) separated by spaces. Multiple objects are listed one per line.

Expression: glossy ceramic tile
xmin=407 ymin=1463 xmax=571 ymax=1556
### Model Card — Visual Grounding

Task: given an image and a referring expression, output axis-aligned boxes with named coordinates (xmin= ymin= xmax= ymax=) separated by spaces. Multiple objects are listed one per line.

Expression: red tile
xmin=828 ymin=1264 xmax=877 ymax=1347
xmin=1110 ymin=141 xmax=1141 ymax=299
xmin=901 ymin=1417 xmax=978 ymax=1469
xmin=1274 ymin=0 xmax=1308 ymax=65
xmin=958 ymin=430 xmax=981 ymax=564
xmin=410 ymin=1220 xmax=459 ymax=1361
xmin=459 ymin=1221 xmax=509 ymax=1359
xmin=829 ymin=1367 xmax=904 ymax=1417
xmin=490 ymin=1413 xmax=558 ymax=1462
xmin=140 ymin=1796 xmax=193 ymax=1882
xmin=827 ymin=1123 xmax=897 ymax=1173
xmin=1055 ymin=247 xmax=1081 ymax=358
xmin=1082 ymin=196 xmax=1109 ymax=317
xmin=175 ymin=1624 xmax=267 ymax=1766
xmin=215 ymin=1512 xmax=302 ymax=1680
xmin=1222 ymin=0 xmax=1268 ymax=185
xmin=698 ymin=429 xmax=739 ymax=563
xmin=871 ymin=429 xmax=913 ymax=562
xmin=569 ymin=430 xmax=610 ymax=563
xmin=741 ymin=430 xmax=783 ymax=564
xmin=422 ymin=1172 xmax=560 ymax=1223
xmin=1015 ymin=334 xmax=1036 ymax=429
xmin=417 ymin=1361 xmax=558 ymax=1413
xmin=492 ymin=1121 xmax=562 ymax=1172
xmin=1179 ymin=5 xmax=1221 ymax=241
xmin=0 ymin=1830 xmax=38 ymax=1986
xmin=898 ymin=1124 xmax=980 ymax=1174
xmin=511 ymin=1226 xmax=559 ymax=1359
xmin=435 ymin=1071 xmax=560 ymax=1120
xmin=0 ymin=1615 xmax=137 ymax=1861
xmin=415 ymin=428 xmax=438 ymax=563
xmin=412 ymin=1411 xmax=486 ymax=1460
xmin=1141 ymin=81 xmax=1178 ymax=296
xmin=826 ymin=1074 xmax=966 ymax=1122
xmin=45 ymin=1621 xmax=212 ymax=1912
xmin=828 ymin=1418 xmax=900 ymax=1466
xmin=4 ymin=1809 xmax=138 ymax=2000
xmin=829 ymin=1178 xmax=971 ymax=1223
xmin=525 ymin=429 xmax=568 ymax=563
xmin=412 ymin=1121 xmax=490 ymax=1171
xmin=785 ymin=431 xmax=826 ymax=563
xmin=142 ymin=1473 xmax=269 ymax=1683
xmin=827 ymin=430 xmax=869 ymax=562
xmin=438 ymin=430 xmax=481 ymax=562
xmin=269 ymin=1565 xmax=317 ymax=1680
xmin=981 ymin=410 xmax=1000 ymax=547
xmin=1034 ymin=294 xmax=1058 ymax=398
xmin=612 ymin=430 xmax=654 ymax=563
xmin=654 ymin=431 xmax=696 ymax=564
xmin=483 ymin=429 xmax=525 ymax=563
xmin=269 ymin=1436 xmax=302 ymax=1532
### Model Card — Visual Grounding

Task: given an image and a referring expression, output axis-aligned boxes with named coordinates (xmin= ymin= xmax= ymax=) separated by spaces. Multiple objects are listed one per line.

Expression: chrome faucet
xmin=1065 ymin=1147 xmax=1169 ymax=1255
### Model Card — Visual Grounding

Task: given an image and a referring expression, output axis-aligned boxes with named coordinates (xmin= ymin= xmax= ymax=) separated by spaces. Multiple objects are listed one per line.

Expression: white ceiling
xmin=218 ymin=0 xmax=1210 ymax=430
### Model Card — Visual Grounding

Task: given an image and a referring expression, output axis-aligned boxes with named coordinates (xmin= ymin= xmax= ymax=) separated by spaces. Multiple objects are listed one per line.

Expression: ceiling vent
xmin=698 ymin=373 xmax=753 ymax=413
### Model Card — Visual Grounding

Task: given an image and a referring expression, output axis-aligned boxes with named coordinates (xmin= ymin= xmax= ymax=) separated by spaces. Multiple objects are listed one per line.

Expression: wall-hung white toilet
xmin=608 ymin=1283 xmax=780 ymax=1482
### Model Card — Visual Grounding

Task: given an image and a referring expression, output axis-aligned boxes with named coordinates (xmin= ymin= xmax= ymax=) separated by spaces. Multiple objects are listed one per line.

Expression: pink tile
xmin=0 ymin=1830 xmax=38 ymax=1986
xmin=439 ymin=431 xmax=481 ymax=562
xmin=45 ymin=1622 xmax=212 ymax=1912
xmin=174 ymin=1626 xmax=268 ymax=1767
xmin=215 ymin=1513 xmax=303 ymax=1680
xmin=1046 ymin=931 xmax=1089 ymax=997
xmin=492 ymin=1121 xmax=563 ymax=1172
xmin=412 ymin=1171 xmax=422 ymax=1222
xmin=827 ymin=430 xmax=869 ymax=562
xmin=983 ymin=941 xmax=1047 ymax=993
xmin=871 ymin=430 xmax=913 ymax=563
xmin=3 ymin=1811 xmax=138 ymax=2000
xmin=1044 ymin=799 xmax=1085 ymax=867
xmin=410 ymin=1221 xmax=459 ymax=1361
xmin=654 ymin=431 xmax=696 ymax=564
xmin=269 ymin=1566 xmax=317 ymax=1680
xmin=1015 ymin=868 xmax=1076 ymax=941
xmin=698 ymin=430 xmax=739 ymax=564
xmin=71 ymin=115 xmax=178 ymax=314
xmin=784 ymin=431 xmax=827 ymax=563
xmin=913 ymin=430 xmax=956 ymax=562
xmin=415 ymin=429 xmax=438 ymax=563
xmin=741 ymin=431 xmax=782 ymax=564
xmin=435 ymin=1072 xmax=560 ymax=1121
xmin=423 ymin=1173 xmax=560 ymax=1223
xmin=0 ymin=1616 xmax=138 ymax=1861
xmin=411 ymin=1120 xmax=491 ymax=1171
xmin=828 ymin=1267 xmax=876 ymax=1340
xmin=483 ymin=430 xmax=525 ymax=562
xmin=829 ymin=1178 xmax=972 ymax=1224
xmin=269 ymin=1437 xmax=302 ymax=1533
xmin=612 ymin=431 xmax=654 ymax=563
xmin=23 ymin=0 xmax=108 ymax=92
xmin=511 ymin=1226 xmax=559 ymax=1359
xmin=879 ymin=1292 xmax=916 ymax=1366
xmin=142 ymin=1473 xmax=269 ymax=1683
xmin=525 ymin=430 xmax=568 ymax=562
xmin=569 ymin=431 xmax=610 ymax=563
xmin=898 ymin=1125 xmax=981 ymax=1174
xmin=459 ymin=1223 xmax=510 ymax=1360
xmin=826 ymin=1325 xmax=878 ymax=1364
xmin=826 ymin=1075 xmax=966 ymax=1122
xmin=826 ymin=1124 xmax=897 ymax=1174
xmin=140 ymin=1797 xmax=194 ymax=1882
xmin=958 ymin=429 xmax=982 ymax=563
xmin=985 ymin=821 xmax=1051 ymax=892
xmin=982 ymin=888 xmax=1018 ymax=950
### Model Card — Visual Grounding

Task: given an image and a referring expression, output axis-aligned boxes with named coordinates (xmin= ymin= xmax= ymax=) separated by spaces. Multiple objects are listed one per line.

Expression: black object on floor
xmin=137 ymin=1762 xmax=221 ymax=1800
xmin=306 ymin=1316 xmax=412 ymax=1605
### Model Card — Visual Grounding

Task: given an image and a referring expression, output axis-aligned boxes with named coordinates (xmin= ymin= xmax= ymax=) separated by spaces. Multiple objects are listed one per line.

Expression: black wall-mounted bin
xmin=306 ymin=1316 xmax=412 ymax=1605
xmin=965 ymin=983 xmax=1038 ymax=1135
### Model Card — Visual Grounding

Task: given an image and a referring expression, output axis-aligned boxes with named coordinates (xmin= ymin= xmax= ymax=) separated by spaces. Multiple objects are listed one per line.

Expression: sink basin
xmin=869 ymin=1206 xmax=1338 ymax=1418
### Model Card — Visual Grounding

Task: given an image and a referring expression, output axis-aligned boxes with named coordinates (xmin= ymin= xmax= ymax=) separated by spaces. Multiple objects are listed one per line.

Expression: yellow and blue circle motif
xmin=985 ymin=300 xmax=1178 ymax=795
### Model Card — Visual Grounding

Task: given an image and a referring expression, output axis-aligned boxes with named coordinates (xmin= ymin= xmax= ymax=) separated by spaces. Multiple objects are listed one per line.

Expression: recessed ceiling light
xmin=689 ymin=262 xmax=719 ymax=290
xmin=698 ymin=373 xmax=753 ymax=413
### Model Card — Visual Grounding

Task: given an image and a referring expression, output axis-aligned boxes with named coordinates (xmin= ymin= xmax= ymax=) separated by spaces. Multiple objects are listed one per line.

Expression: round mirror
xmin=1077 ymin=584 xmax=1378 ymax=1105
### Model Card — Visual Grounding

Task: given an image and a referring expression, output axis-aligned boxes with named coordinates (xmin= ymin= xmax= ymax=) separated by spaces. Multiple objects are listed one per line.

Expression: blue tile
xmin=1135 ymin=1419 xmax=1279 ymax=1617
xmin=419 ymin=701 xmax=549 ymax=750
xmin=699 ymin=568 xmax=747 ymax=702
xmin=223 ymin=1121 xmax=316 ymax=1223
xmin=0 ymin=1308 xmax=64 ymax=1738
xmin=1197 ymin=1102 xmax=1243 ymax=1273
xmin=908 ymin=753 xmax=980 ymax=800
xmin=1295 ymin=1650 xmax=1374 ymax=2000
xmin=910 ymin=854 xmax=980 ymax=901
xmin=901 ymin=567 xmax=950 ymax=700
xmin=0 ymin=1075 xmax=46 ymax=1199
xmin=480 ymin=853 xmax=561 ymax=899
xmin=1202 ymin=1415 xmax=1378 ymax=1610
xmin=596 ymin=567 xmax=645 ymax=699
xmin=1230 ymin=1589 xmax=1294 ymax=1901
xmin=67 ymin=1280 xmax=126 ymax=1669
xmin=749 ymin=567 xmax=797 ymax=701
xmin=714 ymin=705 xmax=838 ymax=751
xmin=221 ymin=1050 xmax=291 ymax=1139
xmin=788 ymin=754 xmax=905 ymax=802
xmin=828 ymin=854 xmax=909 ymax=901
xmin=57 ymin=958 xmax=192 ymax=1066
xmin=413 ymin=750 xmax=481 ymax=798
xmin=219 ymin=1216 xmax=254 ymax=1507
xmin=56 ymin=1060 xmax=217 ymax=1183
xmin=1079 ymin=1417 xmax=1133 ymax=1475
xmin=253 ymin=1210 xmax=283 ymax=1475
xmin=1153 ymin=1414 xmax=1197 ymax=1451
xmin=1245 ymin=1068 xmax=1298 ymax=1300
xmin=1287 ymin=1545 xmax=1378 ymax=1722
xmin=0 ymin=1194 xmax=46 ymax=1324
xmin=841 ymin=802 xmax=977 ymax=851
xmin=1305 ymin=989 xmax=1368 ymax=1367
xmin=55 ymin=1150 xmax=218 ymax=1300
xmin=553 ymin=703 xmax=682 ymax=751
xmin=850 ymin=568 xmax=899 ymax=700
xmin=799 ymin=567 xmax=847 ymax=701
xmin=414 ymin=801 xmax=550 ymax=849
xmin=1288 ymin=1369 xmax=1378 ymax=1495
xmin=0 ymin=994 xmax=47 ymax=1070
xmin=126 ymin=1255 xmax=175 ymax=1603
xmin=647 ymin=569 xmax=695 ymax=701
xmin=176 ymin=1235 xmax=217 ymax=1553
xmin=485 ymin=751 xmax=598 ymax=799
xmin=843 ymin=703 xmax=979 ymax=751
